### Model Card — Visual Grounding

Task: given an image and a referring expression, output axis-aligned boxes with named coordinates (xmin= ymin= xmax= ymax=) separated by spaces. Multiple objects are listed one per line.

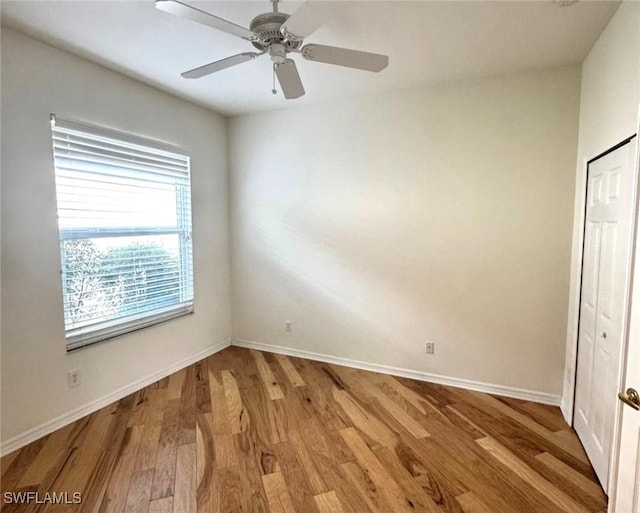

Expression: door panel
xmin=600 ymin=222 xmax=619 ymax=320
xmin=584 ymin=221 xmax=603 ymax=310
xmin=575 ymin=140 xmax=636 ymax=493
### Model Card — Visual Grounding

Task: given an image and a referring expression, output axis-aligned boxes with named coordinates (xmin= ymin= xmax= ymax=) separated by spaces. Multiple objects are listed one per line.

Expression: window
xmin=51 ymin=116 xmax=194 ymax=350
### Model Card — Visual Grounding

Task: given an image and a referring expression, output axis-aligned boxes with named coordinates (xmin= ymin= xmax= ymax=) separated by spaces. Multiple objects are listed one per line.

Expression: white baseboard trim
xmin=0 ymin=339 xmax=231 ymax=457
xmin=232 ymin=338 xmax=562 ymax=407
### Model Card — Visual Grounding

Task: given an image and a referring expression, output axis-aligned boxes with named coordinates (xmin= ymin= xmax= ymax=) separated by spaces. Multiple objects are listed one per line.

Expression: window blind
xmin=51 ymin=115 xmax=194 ymax=350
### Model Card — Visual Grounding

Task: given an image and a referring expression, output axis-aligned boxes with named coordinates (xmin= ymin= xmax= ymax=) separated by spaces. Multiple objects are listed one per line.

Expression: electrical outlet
xmin=285 ymin=320 xmax=292 ymax=332
xmin=425 ymin=341 xmax=435 ymax=355
xmin=68 ymin=369 xmax=81 ymax=389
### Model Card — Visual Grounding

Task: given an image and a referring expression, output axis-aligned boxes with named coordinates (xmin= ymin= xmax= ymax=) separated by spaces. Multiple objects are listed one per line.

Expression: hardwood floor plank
xmin=332 ymin=389 xmax=397 ymax=449
xmin=123 ymin=469 xmax=153 ymax=513
xmin=373 ymin=446 xmax=445 ymax=513
xmin=77 ymin=399 xmax=137 ymax=513
xmin=455 ymin=492 xmax=494 ymax=513
xmin=195 ymin=360 xmax=212 ymax=414
xmin=274 ymin=354 xmax=306 ymax=387
xmin=174 ymin=444 xmax=197 ymax=513
xmin=150 ymin=398 xmax=181 ymax=500
xmin=251 ymin=350 xmax=285 ymax=400
xmin=222 ymin=370 xmax=249 ymax=434
xmin=207 ymin=377 xmax=232 ymax=436
xmin=218 ymin=467 xmax=244 ymax=513
xmin=408 ymin=411 xmax=480 ymax=465
xmin=177 ymin=365 xmax=197 ymax=446
xmin=196 ymin=413 xmax=216 ymax=513
xmin=535 ymin=452 xmax=607 ymax=510
xmin=99 ymin=424 xmax=144 ymax=513
xmin=378 ymin=376 xmax=432 ymax=415
xmin=262 ymin=471 xmax=296 ymax=513
xmin=1 ymin=347 xmax=605 ymax=513
xmin=287 ymin=418 xmax=371 ymax=513
xmin=495 ymin=397 xmax=569 ymax=433
xmin=17 ymin=421 xmax=78 ymax=487
xmin=288 ymin=430 xmax=330 ymax=495
xmin=394 ymin=378 xmax=459 ymax=411
xmin=339 ymin=427 xmax=425 ymax=513
xmin=317 ymin=363 xmax=351 ymax=391
xmin=127 ymin=389 xmax=152 ymax=428
xmin=314 ymin=491 xmax=347 ymax=513
xmin=463 ymin=459 xmax=555 ymax=513
xmin=365 ymin=385 xmax=431 ymax=439
xmin=214 ymin=433 xmax=238 ymax=470
xmin=334 ymin=373 xmax=440 ymax=445
xmin=397 ymin=426 xmax=550 ymax=513
xmin=1 ymin=450 xmax=20 ymax=479
xmin=234 ymin=431 xmax=273 ymax=512
xmin=414 ymin=473 xmax=466 ymax=513
xmin=401 ymin=438 xmax=471 ymax=496
xmin=236 ymin=374 xmax=280 ymax=475
xmin=167 ymin=368 xmax=186 ymax=400
xmin=51 ymin=404 xmax=119 ymax=502
xmin=134 ymin=388 xmax=166 ymax=472
xmin=148 ymin=497 xmax=173 ymax=513
xmin=341 ymin=459 xmax=395 ymax=513
xmin=469 ymin=392 xmax=586 ymax=462
xmin=1 ymin=438 xmax=48 ymax=494
xmin=296 ymin=383 xmax=351 ymax=432
xmin=273 ymin=441 xmax=321 ymax=513
xmin=452 ymin=399 xmax=596 ymax=478
xmin=551 ymin=429 xmax=590 ymax=464
xmin=241 ymin=373 xmax=288 ymax=445
xmin=442 ymin=406 xmax=488 ymax=440
xmin=476 ymin=437 xmax=591 ymax=513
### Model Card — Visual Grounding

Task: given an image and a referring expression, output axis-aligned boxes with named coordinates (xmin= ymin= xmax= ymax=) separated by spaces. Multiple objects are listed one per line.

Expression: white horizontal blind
xmin=51 ymin=116 xmax=194 ymax=350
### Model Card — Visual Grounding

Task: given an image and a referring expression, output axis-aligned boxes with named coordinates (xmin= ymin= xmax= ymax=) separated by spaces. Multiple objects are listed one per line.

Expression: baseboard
xmin=232 ymin=338 xmax=562 ymax=407
xmin=0 ymin=338 xmax=231 ymax=457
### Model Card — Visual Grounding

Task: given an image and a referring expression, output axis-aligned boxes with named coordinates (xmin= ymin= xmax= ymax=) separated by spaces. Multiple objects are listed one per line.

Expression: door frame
xmin=609 ymin=113 xmax=640 ymax=512
xmin=568 ymin=132 xmax=639 ymax=496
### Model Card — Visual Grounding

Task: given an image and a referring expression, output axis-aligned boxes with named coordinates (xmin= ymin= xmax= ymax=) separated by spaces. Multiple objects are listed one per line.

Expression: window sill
xmin=65 ymin=303 xmax=194 ymax=352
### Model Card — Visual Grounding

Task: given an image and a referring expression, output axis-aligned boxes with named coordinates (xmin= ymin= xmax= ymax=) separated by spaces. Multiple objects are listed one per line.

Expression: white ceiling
xmin=1 ymin=0 xmax=619 ymax=116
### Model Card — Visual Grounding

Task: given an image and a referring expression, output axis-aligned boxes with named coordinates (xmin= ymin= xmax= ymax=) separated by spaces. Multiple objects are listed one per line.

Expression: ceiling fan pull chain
xmin=272 ymin=64 xmax=277 ymax=95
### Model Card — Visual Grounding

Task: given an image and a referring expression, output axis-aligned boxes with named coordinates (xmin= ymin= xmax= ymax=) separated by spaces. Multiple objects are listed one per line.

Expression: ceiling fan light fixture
xmin=268 ymin=43 xmax=288 ymax=64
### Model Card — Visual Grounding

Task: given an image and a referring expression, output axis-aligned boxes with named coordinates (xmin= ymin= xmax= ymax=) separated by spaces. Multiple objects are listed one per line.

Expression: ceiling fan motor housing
xmin=249 ymin=12 xmax=302 ymax=50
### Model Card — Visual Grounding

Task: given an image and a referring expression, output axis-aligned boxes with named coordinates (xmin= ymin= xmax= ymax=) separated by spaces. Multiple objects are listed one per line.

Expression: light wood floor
xmin=1 ymin=346 xmax=607 ymax=513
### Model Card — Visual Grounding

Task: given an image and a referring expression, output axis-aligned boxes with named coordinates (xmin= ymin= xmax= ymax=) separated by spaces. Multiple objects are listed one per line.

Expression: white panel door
xmin=575 ymin=139 xmax=637 ymax=492
xmin=611 ymin=136 xmax=640 ymax=513
xmin=613 ymin=275 xmax=640 ymax=512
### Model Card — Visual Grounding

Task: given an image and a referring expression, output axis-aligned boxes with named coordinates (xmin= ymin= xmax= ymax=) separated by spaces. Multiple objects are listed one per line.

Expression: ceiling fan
xmin=155 ymin=0 xmax=389 ymax=99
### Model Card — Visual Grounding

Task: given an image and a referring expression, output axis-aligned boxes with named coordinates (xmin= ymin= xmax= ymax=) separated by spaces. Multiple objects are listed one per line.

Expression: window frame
xmin=51 ymin=115 xmax=195 ymax=351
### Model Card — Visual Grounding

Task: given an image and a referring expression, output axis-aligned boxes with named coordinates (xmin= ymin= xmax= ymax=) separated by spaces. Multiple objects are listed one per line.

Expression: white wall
xmin=0 ymin=28 xmax=231 ymax=448
xmin=229 ymin=65 xmax=581 ymax=398
xmin=562 ymin=1 xmax=640 ymax=421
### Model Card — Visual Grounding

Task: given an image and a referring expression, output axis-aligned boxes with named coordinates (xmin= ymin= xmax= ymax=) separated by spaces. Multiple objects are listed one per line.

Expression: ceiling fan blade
xmin=280 ymin=1 xmax=333 ymax=41
xmin=301 ymin=44 xmax=389 ymax=72
xmin=182 ymin=52 xmax=262 ymax=79
xmin=275 ymin=59 xmax=305 ymax=99
xmin=155 ymin=0 xmax=257 ymax=41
